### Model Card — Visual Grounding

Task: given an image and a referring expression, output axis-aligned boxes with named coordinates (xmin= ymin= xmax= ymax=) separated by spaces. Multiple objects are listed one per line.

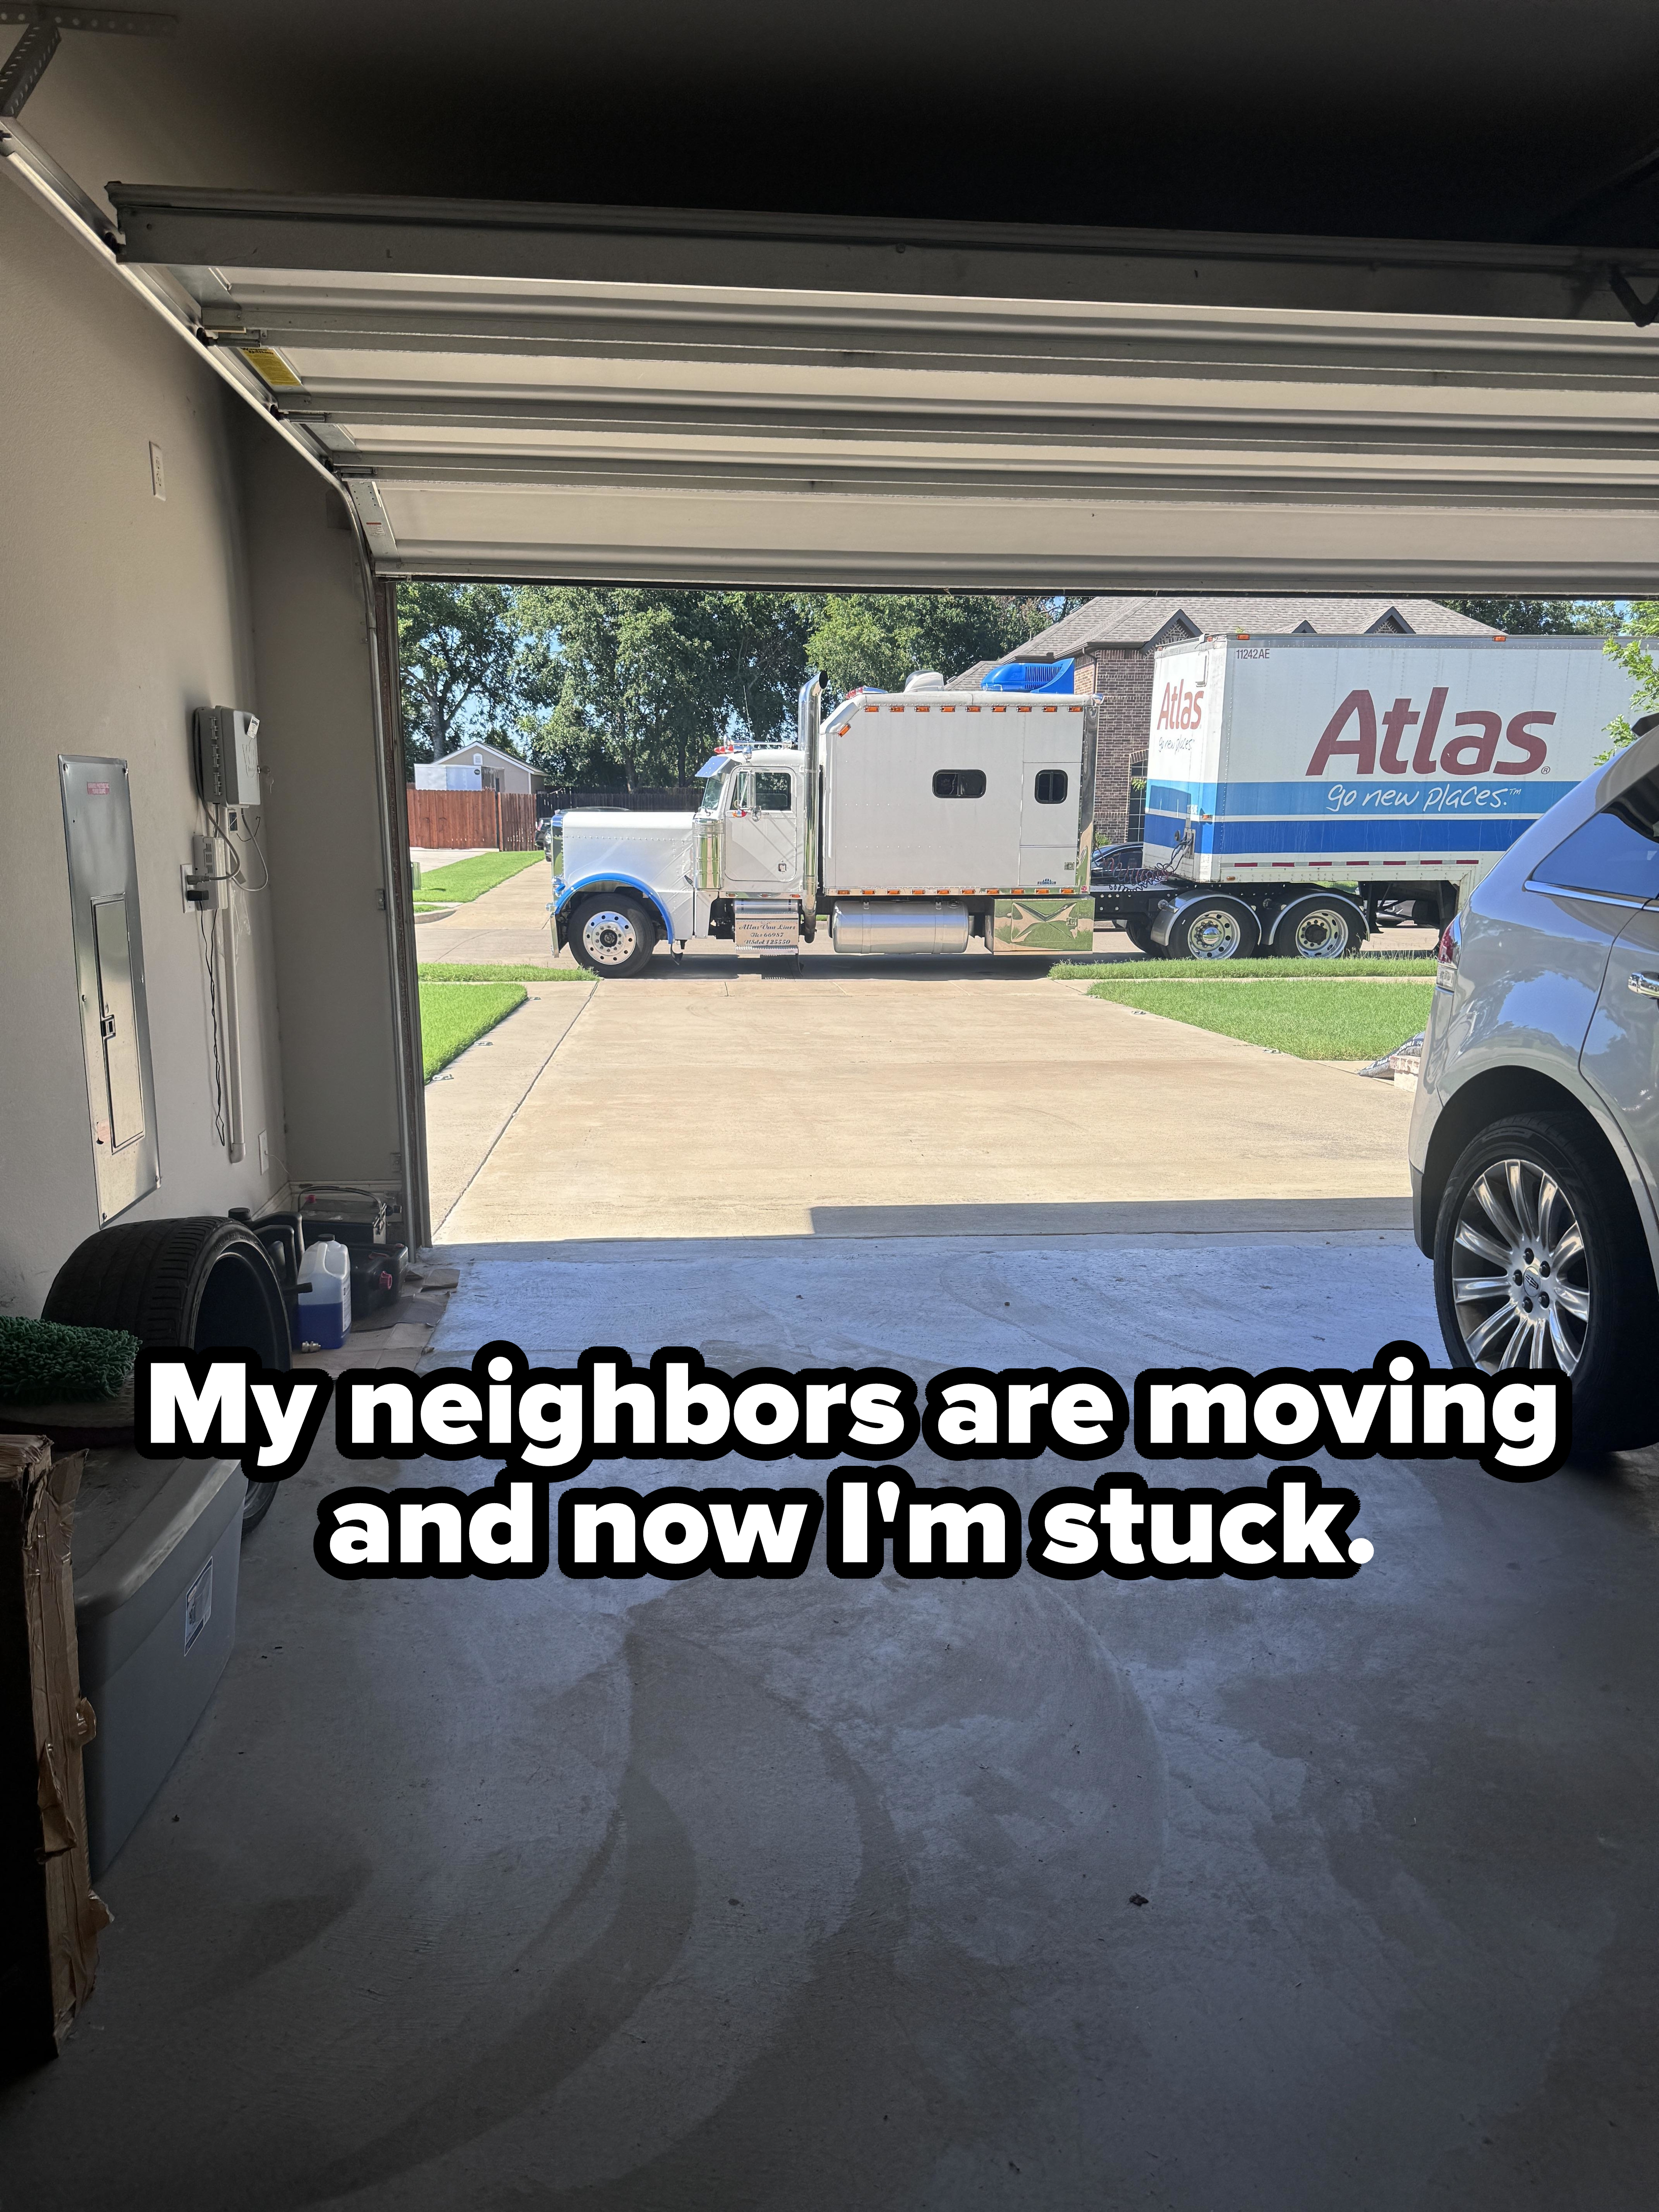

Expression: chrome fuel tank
xmin=829 ymin=899 xmax=970 ymax=956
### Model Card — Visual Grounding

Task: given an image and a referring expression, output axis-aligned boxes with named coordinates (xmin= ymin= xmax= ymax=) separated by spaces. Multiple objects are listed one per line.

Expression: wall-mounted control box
xmin=192 ymin=706 xmax=261 ymax=808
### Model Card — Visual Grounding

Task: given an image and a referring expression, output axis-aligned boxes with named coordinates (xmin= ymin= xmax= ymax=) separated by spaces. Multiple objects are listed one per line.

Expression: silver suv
xmin=1412 ymin=713 xmax=1659 ymax=1452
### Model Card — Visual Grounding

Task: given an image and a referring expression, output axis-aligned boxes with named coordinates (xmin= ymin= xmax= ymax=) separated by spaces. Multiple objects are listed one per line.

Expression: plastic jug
xmin=295 ymin=1238 xmax=352 ymax=1349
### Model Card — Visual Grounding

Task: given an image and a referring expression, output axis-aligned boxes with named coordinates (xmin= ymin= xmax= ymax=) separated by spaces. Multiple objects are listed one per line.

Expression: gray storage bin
xmin=73 ymin=1448 xmax=246 ymax=1878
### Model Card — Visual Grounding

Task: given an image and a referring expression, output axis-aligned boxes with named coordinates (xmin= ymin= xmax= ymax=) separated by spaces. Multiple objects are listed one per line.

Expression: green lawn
xmin=1060 ymin=956 xmax=1436 ymax=981
xmin=413 ymin=849 xmax=546 ymax=903
xmin=1086 ymin=976 xmax=1435 ymax=1060
xmin=419 ymin=981 xmax=527 ymax=1080
xmin=418 ymin=962 xmax=587 ymax=982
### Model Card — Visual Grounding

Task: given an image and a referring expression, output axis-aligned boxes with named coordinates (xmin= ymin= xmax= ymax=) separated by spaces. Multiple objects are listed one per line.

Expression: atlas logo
xmin=1155 ymin=680 xmax=1206 ymax=732
xmin=1306 ymin=689 xmax=1554 ymax=777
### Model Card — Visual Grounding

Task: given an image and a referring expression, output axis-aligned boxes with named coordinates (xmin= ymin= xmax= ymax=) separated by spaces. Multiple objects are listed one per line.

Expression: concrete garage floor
xmin=4 ymin=1231 xmax=1659 ymax=2209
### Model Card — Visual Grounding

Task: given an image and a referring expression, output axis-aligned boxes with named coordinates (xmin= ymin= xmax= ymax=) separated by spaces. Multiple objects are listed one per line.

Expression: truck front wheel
xmin=568 ymin=895 xmax=657 ymax=978
xmin=1124 ymin=915 xmax=1157 ymax=955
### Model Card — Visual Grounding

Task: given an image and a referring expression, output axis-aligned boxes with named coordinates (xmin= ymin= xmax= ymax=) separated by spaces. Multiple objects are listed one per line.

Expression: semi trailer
xmin=549 ymin=674 xmax=1097 ymax=976
xmin=1094 ymin=633 xmax=1644 ymax=959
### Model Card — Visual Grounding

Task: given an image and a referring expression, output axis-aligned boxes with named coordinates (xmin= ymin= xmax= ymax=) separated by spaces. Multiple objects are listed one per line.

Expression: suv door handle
xmin=1627 ymin=972 xmax=1659 ymax=998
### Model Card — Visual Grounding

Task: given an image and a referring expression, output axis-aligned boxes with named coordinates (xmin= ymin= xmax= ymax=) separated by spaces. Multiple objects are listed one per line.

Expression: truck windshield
xmin=698 ymin=774 xmax=727 ymax=815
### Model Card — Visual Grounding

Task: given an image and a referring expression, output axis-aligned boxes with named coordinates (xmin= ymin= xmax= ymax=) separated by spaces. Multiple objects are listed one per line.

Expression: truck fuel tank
xmin=830 ymin=899 xmax=971 ymax=956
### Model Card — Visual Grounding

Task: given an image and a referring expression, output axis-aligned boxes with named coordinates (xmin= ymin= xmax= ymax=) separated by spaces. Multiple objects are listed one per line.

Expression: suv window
xmin=1034 ymin=769 xmax=1069 ymax=805
xmin=1533 ymin=774 xmax=1659 ymax=900
xmin=754 ymin=771 xmax=792 ymax=811
xmin=933 ymin=769 xmax=986 ymax=798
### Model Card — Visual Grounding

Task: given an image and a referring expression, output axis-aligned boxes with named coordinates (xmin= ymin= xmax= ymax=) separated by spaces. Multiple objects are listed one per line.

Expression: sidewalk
xmin=414 ymin=853 xmax=561 ymax=966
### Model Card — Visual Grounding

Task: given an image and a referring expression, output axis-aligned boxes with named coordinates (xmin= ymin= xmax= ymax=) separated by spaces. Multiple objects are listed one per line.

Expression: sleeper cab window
xmin=1034 ymin=770 xmax=1069 ymax=805
xmin=933 ymin=769 xmax=987 ymax=799
xmin=754 ymin=771 xmax=793 ymax=812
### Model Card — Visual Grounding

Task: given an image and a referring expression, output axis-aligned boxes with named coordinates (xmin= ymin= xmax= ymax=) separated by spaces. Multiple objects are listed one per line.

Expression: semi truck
xmin=1094 ymin=633 xmax=1645 ymax=959
xmin=548 ymin=674 xmax=1097 ymax=976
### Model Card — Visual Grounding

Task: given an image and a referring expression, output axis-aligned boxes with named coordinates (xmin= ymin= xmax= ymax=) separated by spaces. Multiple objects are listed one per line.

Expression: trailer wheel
xmin=1271 ymin=896 xmax=1365 ymax=960
xmin=568 ymin=895 xmax=657 ymax=978
xmin=1163 ymin=899 xmax=1260 ymax=962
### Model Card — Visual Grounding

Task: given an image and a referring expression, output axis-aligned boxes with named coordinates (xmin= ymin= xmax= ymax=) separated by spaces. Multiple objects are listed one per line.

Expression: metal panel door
xmin=722 ymin=766 xmax=801 ymax=891
xmin=60 ymin=758 xmax=160 ymax=1222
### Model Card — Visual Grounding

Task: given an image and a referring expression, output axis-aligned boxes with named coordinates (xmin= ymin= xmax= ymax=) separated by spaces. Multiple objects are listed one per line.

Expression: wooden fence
xmin=406 ymin=788 xmax=538 ymax=850
xmin=539 ymin=786 xmax=700 ymax=813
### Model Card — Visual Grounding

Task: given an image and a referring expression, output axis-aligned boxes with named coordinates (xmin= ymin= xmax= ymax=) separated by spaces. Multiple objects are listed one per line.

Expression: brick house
xmin=953 ymin=596 xmax=1500 ymax=845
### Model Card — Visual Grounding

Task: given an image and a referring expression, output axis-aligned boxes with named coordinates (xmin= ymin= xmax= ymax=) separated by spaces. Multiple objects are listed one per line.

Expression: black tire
xmin=1433 ymin=1111 xmax=1659 ymax=1453
xmin=567 ymin=894 xmax=657 ymax=978
xmin=1124 ymin=915 xmax=1157 ymax=956
xmin=1163 ymin=898 xmax=1260 ymax=962
xmin=241 ymin=1479 xmax=280 ymax=1534
xmin=1270 ymin=895 xmax=1365 ymax=960
xmin=48 ymin=1219 xmax=292 ymax=1543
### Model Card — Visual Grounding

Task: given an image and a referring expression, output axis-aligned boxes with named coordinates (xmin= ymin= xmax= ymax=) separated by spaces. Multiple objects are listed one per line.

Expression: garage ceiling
xmin=20 ymin=149 xmax=1659 ymax=590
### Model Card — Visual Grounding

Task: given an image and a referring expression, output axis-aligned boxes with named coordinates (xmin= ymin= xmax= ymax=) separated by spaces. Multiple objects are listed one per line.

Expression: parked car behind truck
xmin=549 ymin=674 xmax=1097 ymax=975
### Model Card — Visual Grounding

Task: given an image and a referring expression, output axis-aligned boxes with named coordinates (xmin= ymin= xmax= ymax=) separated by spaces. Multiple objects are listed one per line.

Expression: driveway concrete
xmin=6 ymin=1229 xmax=1655 ymax=2211
xmin=435 ymin=962 xmax=1417 ymax=1244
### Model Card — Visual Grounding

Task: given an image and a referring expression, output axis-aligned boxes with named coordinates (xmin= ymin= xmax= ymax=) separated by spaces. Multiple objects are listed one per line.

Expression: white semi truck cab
xmin=548 ymin=674 xmax=1098 ymax=976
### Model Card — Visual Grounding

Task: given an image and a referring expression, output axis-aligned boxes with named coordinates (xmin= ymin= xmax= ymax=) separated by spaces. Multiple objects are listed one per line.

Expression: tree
xmin=512 ymin=588 xmax=713 ymax=793
xmin=1437 ymin=599 xmax=1612 ymax=634
xmin=804 ymin=593 xmax=1068 ymax=701
xmin=396 ymin=582 xmax=524 ymax=771
xmin=1601 ymin=603 xmax=1659 ymax=754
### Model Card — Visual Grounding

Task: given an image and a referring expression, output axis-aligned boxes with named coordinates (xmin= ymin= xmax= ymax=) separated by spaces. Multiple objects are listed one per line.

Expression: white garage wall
xmin=236 ymin=421 xmax=410 ymax=1210
xmin=0 ymin=178 xmax=288 ymax=1314
xmin=0 ymin=177 xmax=410 ymax=1316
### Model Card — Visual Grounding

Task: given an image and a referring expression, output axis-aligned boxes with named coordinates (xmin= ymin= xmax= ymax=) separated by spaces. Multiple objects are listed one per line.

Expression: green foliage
xmin=1060 ymin=956 xmax=1436 ymax=979
xmin=419 ymin=983 xmax=527 ymax=1080
xmin=1085 ymin=978 xmax=1435 ymax=1060
xmin=418 ymin=964 xmax=587 ymax=981
xmin=1601 ymin=602 xmax=1659 ymax=755
xmin=510 ymin=587 xmax=726 ymax=791
xmin=409 ymin=850 xmax=545 ymax=903
xmin=1436 ymin=599 xmax=1612 ymax=635
xmin=397 ymin=582 xmax=526 ymax=771
xmin=803 ymin=593 xmax=1058 ymax=698
xmin=397 ymin=585 xmax=1080 ymax=790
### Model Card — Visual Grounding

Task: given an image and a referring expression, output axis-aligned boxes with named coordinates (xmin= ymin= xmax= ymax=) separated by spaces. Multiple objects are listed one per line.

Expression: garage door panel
xmin=372 ymin=479 xmax=1659 ymax=591
xmin=95 ymin=183 xmax=1659 ymax=588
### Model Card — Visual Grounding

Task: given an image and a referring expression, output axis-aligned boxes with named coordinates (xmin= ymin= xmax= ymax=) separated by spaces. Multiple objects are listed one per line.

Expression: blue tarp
xmin=979 ymin=659 xmax=1075 ymax=694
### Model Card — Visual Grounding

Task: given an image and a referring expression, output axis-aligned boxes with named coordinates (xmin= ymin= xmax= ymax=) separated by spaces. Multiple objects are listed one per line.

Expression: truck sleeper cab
xmin=550 ymin=674 xmax=1098 ymax=976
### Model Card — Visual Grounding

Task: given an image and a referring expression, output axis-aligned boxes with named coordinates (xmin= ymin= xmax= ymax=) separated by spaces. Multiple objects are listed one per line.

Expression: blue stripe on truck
xmin=1143 ymin=811 xmax=1540 ymax=857
xmin=1148 ymin=777 xmax=1581 ymax=821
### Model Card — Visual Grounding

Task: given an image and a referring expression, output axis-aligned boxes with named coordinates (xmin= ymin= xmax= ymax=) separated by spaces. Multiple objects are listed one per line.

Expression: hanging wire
xmin=199 ymin=908 xmax=227 ymax=1146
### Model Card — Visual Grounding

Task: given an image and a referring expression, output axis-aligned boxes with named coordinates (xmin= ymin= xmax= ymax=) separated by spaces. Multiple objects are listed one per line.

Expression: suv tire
xmin=1433 ymin=1110 xmax=1659 ymax=1452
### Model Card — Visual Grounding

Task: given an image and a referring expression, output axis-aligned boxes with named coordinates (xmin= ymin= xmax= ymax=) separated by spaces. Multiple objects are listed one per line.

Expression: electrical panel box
xmin=192 ymin=706 xmax=261 ymax=808
xmin=59 ymin=758 xmax=160 ymax=1222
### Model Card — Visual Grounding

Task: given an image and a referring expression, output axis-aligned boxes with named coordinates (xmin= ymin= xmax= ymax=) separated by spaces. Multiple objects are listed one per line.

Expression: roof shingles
xmin=949 ymin=594 xmax=1499 ymax=683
